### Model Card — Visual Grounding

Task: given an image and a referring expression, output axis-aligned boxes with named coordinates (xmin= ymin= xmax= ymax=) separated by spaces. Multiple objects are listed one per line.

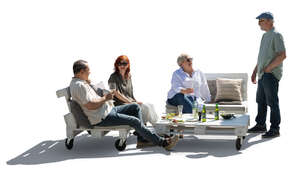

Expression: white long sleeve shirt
xmin=167 ymin=68 xmax=211 ymax=105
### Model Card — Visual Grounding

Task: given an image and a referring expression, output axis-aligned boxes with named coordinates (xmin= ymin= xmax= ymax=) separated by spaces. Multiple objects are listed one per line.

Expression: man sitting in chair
xmin=69 ymin=60 xmax=178 ymax=150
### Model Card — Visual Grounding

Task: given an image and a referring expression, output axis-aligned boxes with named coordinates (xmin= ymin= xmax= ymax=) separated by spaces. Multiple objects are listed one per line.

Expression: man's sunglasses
xmin=118 ymin=62 xmax=128 ymax=66
xmin=259 ymin=19 xmax=266 ymax=23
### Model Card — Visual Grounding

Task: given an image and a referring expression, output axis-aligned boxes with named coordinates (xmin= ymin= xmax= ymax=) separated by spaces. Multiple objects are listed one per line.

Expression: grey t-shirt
xmin=257 ymin=27 xmax=286 ymax=81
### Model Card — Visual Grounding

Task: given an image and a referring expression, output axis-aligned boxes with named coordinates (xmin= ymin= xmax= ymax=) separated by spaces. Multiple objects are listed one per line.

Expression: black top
xmin=108 ymin=72 xmax=135 ymax=106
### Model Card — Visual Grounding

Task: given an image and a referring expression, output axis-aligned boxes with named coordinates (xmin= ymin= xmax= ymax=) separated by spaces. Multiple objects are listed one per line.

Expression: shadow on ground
xmin=7 ymin=133 xmax=272 ymax=165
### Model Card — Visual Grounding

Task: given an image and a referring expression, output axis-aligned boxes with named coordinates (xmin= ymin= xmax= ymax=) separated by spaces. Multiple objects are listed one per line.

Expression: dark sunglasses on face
xmin=186 ymin=58 xmax=193 ymax=62
xmin=259 ymin=19 xmax=266 ymax=23
xmin=118 ymin=62 xmax=128 ymax=66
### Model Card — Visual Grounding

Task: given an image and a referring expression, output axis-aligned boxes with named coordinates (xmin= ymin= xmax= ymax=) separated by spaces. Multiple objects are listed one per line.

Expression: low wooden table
xmin=153 ymin=113 xmax=250 ymax=150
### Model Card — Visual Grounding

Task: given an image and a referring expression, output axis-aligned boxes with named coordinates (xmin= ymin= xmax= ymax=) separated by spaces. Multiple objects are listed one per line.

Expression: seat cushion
xmin=205 ymin=102 xmax=247 ymax=113
xmin=165 ymin=103 xmax=178 ymax=113
xmin=166 ymin=102 xmax=247 ymax=114
xmin=218 ymin=101 xmax=242 ymax=105
xmin=215 ymin=78 xmax=243 ymax=103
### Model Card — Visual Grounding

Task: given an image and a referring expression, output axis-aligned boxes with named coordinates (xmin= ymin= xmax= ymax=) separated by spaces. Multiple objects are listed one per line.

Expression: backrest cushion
xmin=215 ymin=78 xmax=243 ymax=103
xmin=207 ymin=80 xmax=217 ymax=103
xmin=69 ymin=99 xmax=93 ymax=128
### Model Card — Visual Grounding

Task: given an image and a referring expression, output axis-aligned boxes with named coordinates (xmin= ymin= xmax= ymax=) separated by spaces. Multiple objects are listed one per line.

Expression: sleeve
xmin=274 ymin=33 xmax=286 ymax=53
xmin=199 ymin=71 xmax=211 ymax=102
xmin=171 ymin=71 xmax=184 ymax=94
xmin=72 ymin=83 xmax=92 ymax=105
xmin=108 ymin=74 xmax=115 ymax=84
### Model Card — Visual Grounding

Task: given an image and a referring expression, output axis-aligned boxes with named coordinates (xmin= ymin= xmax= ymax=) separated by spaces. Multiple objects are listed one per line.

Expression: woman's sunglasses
xmin=118 ymin=62 xmax=128 ymax=66
xmin=185 ymin=58 xmax=193 ymax=62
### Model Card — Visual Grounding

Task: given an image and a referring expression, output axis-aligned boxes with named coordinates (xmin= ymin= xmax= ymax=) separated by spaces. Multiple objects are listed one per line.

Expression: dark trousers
xmin=95 ymin=104 xmax=164 ymax=145
xmin=256 ymin=73 xmax=281 ymax=130
xmin=167 ymin=93 xmax=194 ymax=113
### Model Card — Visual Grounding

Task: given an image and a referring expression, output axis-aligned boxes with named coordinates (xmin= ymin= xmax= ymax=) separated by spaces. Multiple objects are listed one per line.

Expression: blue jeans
xmin=256 ymin=73 xmax=281 ymax=130
xmin=167 ymin=93 xmax=194 ymax=113
xmin=95 ymin=104 xmax=164 ymax=146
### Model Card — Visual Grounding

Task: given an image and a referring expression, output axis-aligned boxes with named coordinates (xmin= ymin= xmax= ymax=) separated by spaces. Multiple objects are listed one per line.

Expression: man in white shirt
xmin=70 ymin=60 xmax=178 ymax=150
xmin=167 ymin=54 xmax=211 ymax=113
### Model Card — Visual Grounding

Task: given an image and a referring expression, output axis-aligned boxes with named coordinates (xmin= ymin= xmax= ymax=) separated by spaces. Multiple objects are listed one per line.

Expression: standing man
xmin=248 ymin=12 xmax=286 ymax=138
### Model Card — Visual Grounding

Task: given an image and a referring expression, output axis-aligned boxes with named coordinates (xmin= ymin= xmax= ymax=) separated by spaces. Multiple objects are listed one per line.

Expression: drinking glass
xmin=177 ymin=105 xmax=183 ymax=118
xmin=109 ymin=82 xmax=116 ymax=91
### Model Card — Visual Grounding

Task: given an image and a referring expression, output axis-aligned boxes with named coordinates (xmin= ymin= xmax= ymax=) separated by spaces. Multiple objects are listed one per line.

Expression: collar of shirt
xmin=179 ymin=67 xmax=195 ymax=77
xmin=265 ymin=27 xmax=275 ymax=35
xmin=72 ymin=77 xmax=88 ymax=84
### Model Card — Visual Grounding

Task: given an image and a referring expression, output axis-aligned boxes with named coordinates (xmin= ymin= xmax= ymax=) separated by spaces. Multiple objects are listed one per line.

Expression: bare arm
xmin=84 ymin=92 xmax=114 ymax=110
xmin=264 ymin=51 xmax=286 ymax=73
xmin=251 ymin=64 xmax=258 ymax=84
xmin=114 ymin=90 xmax=133 ymax=103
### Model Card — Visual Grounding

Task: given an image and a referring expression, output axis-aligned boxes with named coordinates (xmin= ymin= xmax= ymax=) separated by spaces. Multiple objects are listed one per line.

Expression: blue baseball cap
xmin=256 ymin=12 xmax=274 ymax=20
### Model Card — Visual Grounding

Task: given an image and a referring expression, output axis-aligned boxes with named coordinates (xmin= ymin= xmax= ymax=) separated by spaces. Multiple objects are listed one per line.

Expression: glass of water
xmin=109 ymin=82 xmax=116 ymax=91
xmin=108 ymin=82 xmax=116 ymax=104
xmin=177 ymin=105 xmax=183 ymax=118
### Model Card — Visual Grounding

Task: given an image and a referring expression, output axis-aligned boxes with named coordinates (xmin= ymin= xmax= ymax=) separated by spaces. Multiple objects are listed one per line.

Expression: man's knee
xmin=126 ymin=103 xmax=140 ymax=114
xmin=266 ymin=100 xmax=279 ymax=109
xmin=128 ymin=117 xmax=141 ymax=127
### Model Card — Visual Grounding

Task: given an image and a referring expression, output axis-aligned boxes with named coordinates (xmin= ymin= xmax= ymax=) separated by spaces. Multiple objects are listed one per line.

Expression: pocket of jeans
xmin=263 ymin=73 xmax=279 ymax=83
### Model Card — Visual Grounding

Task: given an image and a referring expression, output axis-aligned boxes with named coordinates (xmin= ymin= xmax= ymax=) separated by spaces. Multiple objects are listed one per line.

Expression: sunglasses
xmin=118 ymin=62 xmax=128 ymax=66
xmin=185 ymin=58 xmax=193 ymax=62
xmin=259 ymin=19 xmax=266 ymax=23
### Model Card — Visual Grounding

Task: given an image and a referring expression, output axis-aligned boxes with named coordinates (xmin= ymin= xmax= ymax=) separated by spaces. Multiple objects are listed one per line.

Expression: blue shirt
xmin=167 ymin=68 xmax=211 ymax=104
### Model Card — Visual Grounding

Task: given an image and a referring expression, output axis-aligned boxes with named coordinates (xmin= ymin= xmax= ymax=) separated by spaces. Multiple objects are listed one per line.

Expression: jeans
xmin=95 ymin=104 xmax=164 ymax=146
xmin=167 ymin=93 xmax=195 ymax=113
xmin=256 ymin=73 xmax=281 ymax=130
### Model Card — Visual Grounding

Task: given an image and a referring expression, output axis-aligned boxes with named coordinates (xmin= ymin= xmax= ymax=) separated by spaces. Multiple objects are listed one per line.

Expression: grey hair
xmin=177 ymin=54 xmax=189 ymax=66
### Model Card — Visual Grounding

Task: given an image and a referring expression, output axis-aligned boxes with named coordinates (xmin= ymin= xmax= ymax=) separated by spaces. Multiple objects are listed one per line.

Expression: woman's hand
xmin=181 ymin=88 xmax=194 ymax=94
xmin=136 ymin=101 xmax=143 ymax=105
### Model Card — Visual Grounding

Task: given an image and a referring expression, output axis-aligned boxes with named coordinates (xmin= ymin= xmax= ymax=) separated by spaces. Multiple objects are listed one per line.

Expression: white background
xmin=1 ymin=0 xmax=299 ymax=175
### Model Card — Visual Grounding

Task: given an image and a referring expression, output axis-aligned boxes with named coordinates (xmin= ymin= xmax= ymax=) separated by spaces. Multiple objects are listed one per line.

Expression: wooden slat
xmin=56 ymin=88 xmax=69 ymax=98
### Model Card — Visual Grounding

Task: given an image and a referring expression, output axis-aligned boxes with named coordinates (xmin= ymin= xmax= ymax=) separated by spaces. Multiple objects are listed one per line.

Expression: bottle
xmin=201 ymin=105 xmax=206 ymax=122
xmin=215 ymin=103 xmax=219 ymax=120
xmin=192 ymin=97 xmax=198 ymax=119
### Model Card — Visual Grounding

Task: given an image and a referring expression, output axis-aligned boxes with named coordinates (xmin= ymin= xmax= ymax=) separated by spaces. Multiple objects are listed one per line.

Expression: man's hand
xmin=251 ymin=65 xmax=258 ymax=84
xmin=263 ymin=66 xmax=272 ymax=73
xmin=104 ymin=91 xmax=114 ymax=101
xmin=251 ymin=71 xmax=257 ymax=84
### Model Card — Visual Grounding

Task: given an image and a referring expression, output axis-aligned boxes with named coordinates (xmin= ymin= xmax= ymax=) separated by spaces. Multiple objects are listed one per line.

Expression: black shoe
xmin=248 ymin=124 xmax=267 ymax=133
xmin=262 ymin=129 xmax=280 ymax=138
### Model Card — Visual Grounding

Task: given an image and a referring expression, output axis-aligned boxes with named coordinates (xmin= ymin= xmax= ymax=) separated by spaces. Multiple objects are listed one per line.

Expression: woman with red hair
xmin=108 ymin=55 xmax=159 ymax=148
xmin=108 ymin=55 xmax=137 ymax=106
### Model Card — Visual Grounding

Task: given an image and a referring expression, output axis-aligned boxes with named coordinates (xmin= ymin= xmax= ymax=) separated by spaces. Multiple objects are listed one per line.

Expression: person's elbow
xmin=282 ymin=52 xmax=287 ymax=60
xmin=84 ymin=102 xmax=98 ymax=110
xmin=280 ymin=51 xmax=286 ymax=60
